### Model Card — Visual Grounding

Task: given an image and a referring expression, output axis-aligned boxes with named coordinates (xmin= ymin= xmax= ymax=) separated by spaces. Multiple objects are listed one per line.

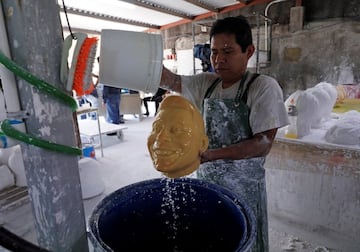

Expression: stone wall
xmin=160 ymin=0 xmax=360 ymax=97
xmin=264 ymin=19 xmax=360 ymax=98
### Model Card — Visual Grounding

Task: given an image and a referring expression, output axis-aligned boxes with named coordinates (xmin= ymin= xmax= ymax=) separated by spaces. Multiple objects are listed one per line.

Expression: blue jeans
xmin=104 ymin=93 xmax=121 ymax=124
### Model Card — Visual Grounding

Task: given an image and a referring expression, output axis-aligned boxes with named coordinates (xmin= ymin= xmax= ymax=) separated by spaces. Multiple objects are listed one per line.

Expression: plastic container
xmin=82 ymin=145 xmax=95 ymax=159
xmin=88 ymin=178 xmax=256 ymax=252
xmin=285 ymin=104 xmax=298 ymax=139
xmin=99 ymin=30 xmax=163 ymax=94
xmin=0 ymin=120 xmax=26 ymax=148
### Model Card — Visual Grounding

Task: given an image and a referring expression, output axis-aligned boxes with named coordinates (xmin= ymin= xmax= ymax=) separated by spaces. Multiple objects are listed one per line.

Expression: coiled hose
xmin=0 ymin=51 xmax=82 ymax=155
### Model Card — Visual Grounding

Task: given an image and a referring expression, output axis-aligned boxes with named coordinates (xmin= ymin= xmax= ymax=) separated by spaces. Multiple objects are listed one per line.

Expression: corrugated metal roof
xmin=58 ymin=0 xmax=271 ymax=34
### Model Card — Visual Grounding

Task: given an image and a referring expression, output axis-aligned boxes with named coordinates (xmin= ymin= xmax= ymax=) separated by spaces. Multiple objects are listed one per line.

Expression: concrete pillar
xmin=1 ymin=1 xmax=88 ymax=251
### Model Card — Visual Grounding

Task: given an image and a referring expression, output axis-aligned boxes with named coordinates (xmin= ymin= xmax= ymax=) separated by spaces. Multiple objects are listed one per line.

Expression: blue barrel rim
xmin=88 ymin=177 xmax=256 ymax=252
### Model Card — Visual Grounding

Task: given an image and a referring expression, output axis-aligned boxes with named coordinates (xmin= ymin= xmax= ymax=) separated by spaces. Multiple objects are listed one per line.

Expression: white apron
xmin=197 ymin=72 xmax=269 ymax=252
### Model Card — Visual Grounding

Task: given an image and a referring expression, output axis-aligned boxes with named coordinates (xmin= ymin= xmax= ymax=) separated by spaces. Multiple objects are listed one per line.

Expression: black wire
xmin=61 ymin=0 xmax=76 ymax=40
xmin=0 ymin=227 xmax=50 ymax=252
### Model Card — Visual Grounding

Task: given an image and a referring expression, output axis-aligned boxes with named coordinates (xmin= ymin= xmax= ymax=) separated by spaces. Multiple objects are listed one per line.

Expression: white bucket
xmin=99 ymin=29 xmax=163 ymax=94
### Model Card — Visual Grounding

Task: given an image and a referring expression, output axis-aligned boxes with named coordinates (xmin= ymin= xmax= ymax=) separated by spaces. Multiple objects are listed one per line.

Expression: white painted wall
xmin=176 ymin=49 xmax=203 ymax=75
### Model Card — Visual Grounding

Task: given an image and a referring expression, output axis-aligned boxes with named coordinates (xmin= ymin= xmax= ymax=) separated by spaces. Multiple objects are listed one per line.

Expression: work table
xmin=264 ymin=121 xmax=360 ymax=246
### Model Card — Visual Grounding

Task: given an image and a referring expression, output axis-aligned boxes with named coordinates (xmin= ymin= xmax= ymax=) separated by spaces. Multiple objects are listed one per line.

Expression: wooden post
xmin=1 ymin=1 xmax=88 ymax=251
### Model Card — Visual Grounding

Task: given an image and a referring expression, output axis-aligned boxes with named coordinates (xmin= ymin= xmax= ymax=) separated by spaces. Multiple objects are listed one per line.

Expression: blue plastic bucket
xmin=88 ymin=178 xmax=256 ymax=252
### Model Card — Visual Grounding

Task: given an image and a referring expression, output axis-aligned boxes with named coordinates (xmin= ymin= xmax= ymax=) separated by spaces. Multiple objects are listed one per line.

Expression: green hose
xmin=0 ymin=51 xmax=82 ymax=155
xmin=1 ymin=119 xmax=82 ymax=155
xmin=0 ymin=52 xmax=78 ymax=111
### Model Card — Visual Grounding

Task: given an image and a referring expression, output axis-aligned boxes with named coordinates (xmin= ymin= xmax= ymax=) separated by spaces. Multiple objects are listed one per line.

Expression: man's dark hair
xmin=209 ymin=16 xmax=253 ymax=53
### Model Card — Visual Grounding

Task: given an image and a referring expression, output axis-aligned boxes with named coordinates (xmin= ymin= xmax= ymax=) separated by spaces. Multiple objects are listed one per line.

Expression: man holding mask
xmin=159 ymin=16 xmax=289 ymax=251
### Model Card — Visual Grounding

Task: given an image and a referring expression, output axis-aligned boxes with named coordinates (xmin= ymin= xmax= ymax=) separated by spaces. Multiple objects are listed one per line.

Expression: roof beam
xmin=159 ymin=0 xmax=273 ymax=30
xmin=119 ymin=0 xmax=194 ymax=20
xmin=183 ymin=0 xmax=219 ymax=13
xmin=219 ymin=0 xmax=272 ymax=13
xmin=59 ymin=6 xmax=160 ymax=30
xmin=62 ymin=26 xmax=101 ymax=36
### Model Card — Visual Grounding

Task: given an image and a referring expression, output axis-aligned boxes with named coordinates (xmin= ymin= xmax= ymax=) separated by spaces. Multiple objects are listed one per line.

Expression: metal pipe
xmin=264 ymin=0 xmax=292 ymax=59
xmin=256 ymin=13 xmax=260 ymax=73
xmin=192 ymin=22 xmax=196 ymax=74
xmin=0 ymin=3 xmax=21 ymax=113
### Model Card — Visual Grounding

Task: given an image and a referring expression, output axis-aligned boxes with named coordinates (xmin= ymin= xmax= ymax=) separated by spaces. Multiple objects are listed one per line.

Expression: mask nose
xmin=156 ymin=127 xmax=171 ymax=142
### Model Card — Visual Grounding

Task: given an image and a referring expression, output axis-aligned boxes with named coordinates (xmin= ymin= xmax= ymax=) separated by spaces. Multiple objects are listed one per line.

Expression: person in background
xmin=159 ymin=16 xmax=289 ymax=251
xmin=102 ymin=85 xmax=124 ymax=124
xmin=142 ymin=87 xmax=167 ymax=116
xmin=96 ymin=56 xmax=124 ymax=125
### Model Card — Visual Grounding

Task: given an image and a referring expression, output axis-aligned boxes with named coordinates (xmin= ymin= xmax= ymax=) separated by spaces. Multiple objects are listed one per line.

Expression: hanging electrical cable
xmin=62 ymin=0 xmax=76 ymax=40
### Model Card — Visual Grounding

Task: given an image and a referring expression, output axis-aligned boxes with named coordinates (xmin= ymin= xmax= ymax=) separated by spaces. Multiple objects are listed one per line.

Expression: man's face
xmin=147 ymin=108 xmax=203 ymax=178
xmin=210 ymin=33 xmax=254 ymax=86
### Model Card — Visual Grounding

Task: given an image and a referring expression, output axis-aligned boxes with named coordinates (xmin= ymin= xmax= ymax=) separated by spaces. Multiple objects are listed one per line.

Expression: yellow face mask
xmin=147 ymin=95 xmax=209 ymax=178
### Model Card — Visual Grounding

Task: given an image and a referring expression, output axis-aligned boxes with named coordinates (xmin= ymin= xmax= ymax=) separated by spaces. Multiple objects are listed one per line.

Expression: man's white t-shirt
xmin=180 ymin=72 xmax=289 ymax=135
